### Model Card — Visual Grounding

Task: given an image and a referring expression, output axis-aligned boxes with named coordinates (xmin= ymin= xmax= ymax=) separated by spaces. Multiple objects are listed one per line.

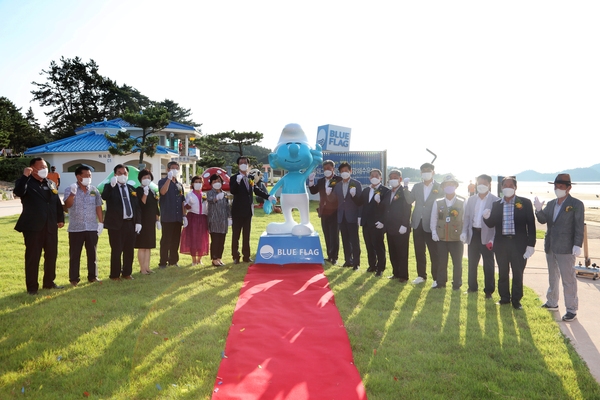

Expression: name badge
xmin=446 ymin=217 xmax=451 ymax=223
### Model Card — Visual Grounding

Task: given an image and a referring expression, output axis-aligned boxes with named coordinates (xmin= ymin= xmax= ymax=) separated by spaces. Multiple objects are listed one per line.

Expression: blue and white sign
xmin=255 ymin=232 xmax=324 ymax=264
xmin=316 ymin=124 xmax=351 ymax=151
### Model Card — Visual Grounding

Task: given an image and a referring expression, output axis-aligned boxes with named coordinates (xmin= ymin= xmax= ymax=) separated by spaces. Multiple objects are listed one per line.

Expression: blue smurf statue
xmin=264 ymin=123 xmax=323 ymax=236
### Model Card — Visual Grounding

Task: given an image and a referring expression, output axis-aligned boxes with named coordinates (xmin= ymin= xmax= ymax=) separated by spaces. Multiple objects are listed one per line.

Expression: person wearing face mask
xmin=382 ymin=169 xmax=412 ymax=282
xmin=461 ymin=174 xmax=499 ymax=298
xmin=135 ymin=169 xmax=160 ymax=274
xmin=206 ymin=174 xmax=231 ymax=266
xmin=229 ymin=156 xmax=271 ymax=264
xmin=14 ymin=157 xmax=65 ymax=294
xmin=327 ymin=162 xmax=363 ymax=270
xmin=308 ymin=160 xmax=342 ymax=265
xmin=158 ymin=161 xmax=187 ymax=268
xmin=404 ymin=162 xmax=444 ymax=285
xmin=356 ymin=169 xmax=389 ymax=277
xmin=180 ymin=175 xmax=210 ymax=266
xmin=429 ymin=175 xmax=465 ymax=290
xmin=483 ymin=176 xmax=536 ymax=310
xmin=63 ymin=165 xmax=104 ymax=286
xmin=534 ymin=174 xmax=584 ymax=322
xmin=102 ymin=164 xmax=142 ymax=281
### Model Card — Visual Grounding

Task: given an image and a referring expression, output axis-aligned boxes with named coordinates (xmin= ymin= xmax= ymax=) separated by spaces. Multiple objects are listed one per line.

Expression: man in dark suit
xmin=484 ymin=176 xmax=536 ymax=310
xmin=14 ymin=157 xmax=65 ymax=294
xmin=383 ymin=169 xmax=412 ymax=282
xmin=404 ymin=162 xmax=443 ymax=285
xmin=328 ymin=162 xmax=363 ymax=270
xmin=230 ymin=156 xmax=273 ymax=264
xmin=356 ymin=169 xmax=389 ymax=276
xmin=534 ymin=173 xmax=584 ymax=322
xmin=102 ymin=164 xmax=142 ymax=280
xmin=308 ymin=160 xmax=342 ymax=265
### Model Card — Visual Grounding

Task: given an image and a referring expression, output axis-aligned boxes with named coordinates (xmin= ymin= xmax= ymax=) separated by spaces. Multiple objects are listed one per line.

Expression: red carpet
xmin=212 ymin=263 xmax=367 ymax=400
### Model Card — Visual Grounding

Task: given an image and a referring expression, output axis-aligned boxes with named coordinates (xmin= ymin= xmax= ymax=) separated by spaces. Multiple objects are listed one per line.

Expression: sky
xmin=1 ymin=0 xmax=599 ymax=181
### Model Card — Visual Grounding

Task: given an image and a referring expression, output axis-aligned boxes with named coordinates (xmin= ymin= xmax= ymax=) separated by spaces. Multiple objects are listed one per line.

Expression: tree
xmin=157 ymin=99 xmax=200 ymax=127
xmin=197 ymin=131 xmax=264 ymax=169
xmin=0 ymin=97 xmax=47 ymax=153
xmin=105 ymin=106 xmax=170 ymax=168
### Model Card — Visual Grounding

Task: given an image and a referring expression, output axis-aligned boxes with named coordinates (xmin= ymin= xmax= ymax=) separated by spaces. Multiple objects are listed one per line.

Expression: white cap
xmin=276 ymin=123 xmax=310 ymax=148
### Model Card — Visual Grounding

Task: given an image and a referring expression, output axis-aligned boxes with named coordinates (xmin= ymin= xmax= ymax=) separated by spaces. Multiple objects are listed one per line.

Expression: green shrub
xmin=0 ymin=157 xmax=34 ymax=183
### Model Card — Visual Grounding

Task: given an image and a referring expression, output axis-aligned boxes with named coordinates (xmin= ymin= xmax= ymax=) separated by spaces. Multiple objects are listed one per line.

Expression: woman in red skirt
xmin=180 ymin=175 xmax=209 ymax=265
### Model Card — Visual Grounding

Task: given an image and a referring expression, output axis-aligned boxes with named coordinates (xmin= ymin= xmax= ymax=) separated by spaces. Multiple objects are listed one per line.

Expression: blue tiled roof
xmin=165 ymin=121 xmax=197 ymax=131
xmin=25 ymin=131 xmax=178 ymax=155
xmin=75 ymin=118 xmax=197 ymax=132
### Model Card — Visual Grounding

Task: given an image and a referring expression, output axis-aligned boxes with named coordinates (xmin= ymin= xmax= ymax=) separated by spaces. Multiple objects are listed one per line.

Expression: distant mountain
xmin=516 ymin=165 xmax=600 ymax=182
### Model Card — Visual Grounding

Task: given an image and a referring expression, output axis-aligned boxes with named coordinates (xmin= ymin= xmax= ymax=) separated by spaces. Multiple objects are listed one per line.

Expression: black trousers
xmin=69 ymin=231 xmax=98 ymax=283
xmin=210 ymin=232 xmax=227 ymax=260
xmin=388 ymin=232 xmax=410 ymax=279
xmin=495 ymin=238 xmax=526 ymax=305
xmin=320 ymin=212 xmax=339 ymax=261
xmin=467 ymin=229 xmax=496 ymax=294
xmin=108 ymin=220 xmax=135 ymax=278
xmin=231 ymin=216 xmax=252 ymax=260
xmin=23 ymin=224 xmax=58 ymax=292
xmin=160 ymin=221 xmax=182 ymax=266
xmin=339 ymin=216 xmax=360 ymax=266
xmin=436 ymin=241 xmax=464 ymax=288
xmin=363 ymin=225 xmax=386 ymax=271
xmin=412 ymin=221 xmax=439 ymax=280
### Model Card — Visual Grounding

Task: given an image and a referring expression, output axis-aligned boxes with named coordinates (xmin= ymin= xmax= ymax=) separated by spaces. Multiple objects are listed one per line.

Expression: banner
xmin=312 ymin=150 xmax=387 ymax=186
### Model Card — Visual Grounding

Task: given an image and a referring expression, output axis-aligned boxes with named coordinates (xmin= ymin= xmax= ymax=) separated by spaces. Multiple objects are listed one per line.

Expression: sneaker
xmin=431 ymin=280 xmax=438 ymax=288
xmin=541 ymin=303 xmax=559 ymax=311
xmin=562 ymin=312 xmax=577 ymax=322
xmin=412 ymin=276 xmax=425 ymax=284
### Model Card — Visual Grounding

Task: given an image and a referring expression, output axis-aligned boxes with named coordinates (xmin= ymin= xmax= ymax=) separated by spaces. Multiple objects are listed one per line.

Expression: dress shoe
xmin=485 ymin=293 xmax=493 ymax=300
xmin=70 ymin=281 xmax=78 ymax=287
xmin=158 ymin=264 xmax=167 ymax=269
xmin=43 ymin=283 xmax=64 ymax=289
xmin=329 ymin=259 xmax=338 ymax=265
xmin=110 ymin=277 xmax=121 ymax=281
xmin=342 ymin=262 xmax=352 ymax=268
xmin=122 ymin=275 xmax=134 ymax=280
xmin=388 ymin=275 xmax=399 ymax=280
xmin=88 ymin=278 xmax=102 ymax=283
xmin=433 ymin=284 xmax=446 ymax=289
xmin=233 ymin=258 xmax=240 ymax=265
xmin=497 ymin=300 xmax=511 ymax=306
xmin=242 ymin=258 xmax=253 ymax=263
xmin=352 ymin=265 xmax=360 ymax=271
xmin=28 ymin=291 xmax=38 ymax=295
xmin=398 ymin=278 xmax=408 ymax=283
xmin=375 ymin=271 xmax=383 ymax=277
xmin=366 ymin=267 xmax=376 ymax=273
xmin=513 ymin=303 xmax=523 ymax=310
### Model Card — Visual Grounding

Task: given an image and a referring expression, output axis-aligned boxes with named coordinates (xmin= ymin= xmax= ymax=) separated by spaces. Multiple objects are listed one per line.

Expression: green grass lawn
xmin=0 ymin=203 xmax=599 ymax=399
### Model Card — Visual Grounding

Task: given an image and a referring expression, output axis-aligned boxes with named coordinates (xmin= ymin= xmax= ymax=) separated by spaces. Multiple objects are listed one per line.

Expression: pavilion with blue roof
xmin=25 ymin=118 xmax=202 ymax=189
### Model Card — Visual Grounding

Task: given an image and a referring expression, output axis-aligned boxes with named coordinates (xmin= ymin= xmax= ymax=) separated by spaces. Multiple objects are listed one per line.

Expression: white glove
xmin=216 ymin=192 xmax=225 ymax=201
xmin=534 ymin=196 xmax=545 ymax=212
xmin=326 ymin=187 xmax=333 ymax=195
xmin=482 ymin=209 xmax=491 ymax=219
xmin=236 ymin=174 xmax=243 ymax=183
xmin=110 ymin=176 xmax=117 ymax=187
xmin=168 ymin=170 xmax=174 ymax=180
xmin=350 ymin=187 xmax=356 ymax=197
xmin=308 ymin=172 xmax=316 ymax=186
xmin=374 ymin=193 xmax=381 ymax=203
xmin=182 ymin=216 xmax=188 ymax=228
xmin=432 ymin=232 xmax=440 ymax=242
xmin=70 ymin=183 xmax=78 ymax=195
xmin=228 ymin=218 xmax=233 ymax=227
xmin=156 ymin=221 xmax=162 ymax=230
xmin=403 ymin=177 xmax=410 ymax=187
xmin=357 ymin=217 xmax=361 ymax=225
xmin=135 ymin=224 xmax=142 ymax=234
xmin=268 ymin=195 xmax=277 ymax=203
xmin=97 ymin=222 xmax=103 ymax=236
xmin=460 ymin=233 xmax=467 ymax=243
xmin=143 ymin=186 xmax=149 ymax=195
xmin=399 ymin=226 xmax=407 ymax=234
xmin=375 ymin=221 xmax=384 ymax=229
xmin=573 ymin=245 xmax=582 ymax=256
xmin=523 ymin=246 xmax=535 ymax=259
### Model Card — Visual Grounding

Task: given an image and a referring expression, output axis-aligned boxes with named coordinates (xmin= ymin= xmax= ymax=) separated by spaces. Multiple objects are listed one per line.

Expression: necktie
xmin=244 ymin=176 xmax=249 ymax=191
xmin=121 ymin=184 xmax=132 ymax=218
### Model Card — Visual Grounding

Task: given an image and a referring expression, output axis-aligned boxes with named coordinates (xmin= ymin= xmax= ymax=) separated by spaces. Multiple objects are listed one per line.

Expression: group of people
xmin=310 ymin=161 xmax=584 ymax=322
xmin=14 ymin=157 xmax=584 ymax=322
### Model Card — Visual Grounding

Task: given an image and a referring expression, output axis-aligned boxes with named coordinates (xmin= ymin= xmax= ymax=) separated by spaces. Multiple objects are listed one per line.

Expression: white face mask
xmin=81 ymin=177 xmax=92 ymax=186
xmin=117 ymin=175 xmax=128 ymax=184
xmin=421 ymin=172 xmax=433 ymax=181
xmin=212 ymin=182 xmax=222 ymax=190
xmin=171 ymin=169 xmax=180 ymax=178
xmin=323 ymin=170 xmax=333 ymax=178
xmin=193 ymin=183 xmax=202 ymax=191
xmin=141 ymin=179 xmax=151 ymax=187
xmin=477 ymin=184 xmax=489 ymax=194
xmin=389 ymin=179 xmax=400 ymax=188
xmin=555 ymin=188 xmax=567 ymax=198
xmin=341 ymin=172 xmax=351 ymax=180
xmin=239 ymin=164 xmax=248 ymax=172
xmin=444 ymin=186 xmax=456 ymax=195
xmin=37 ymin=168 xmax=49 ymax=179
xmin=370 ymin=177 xmax=381 ymax=186
xmin=502 ymin=187 xmax=515 ymax=198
